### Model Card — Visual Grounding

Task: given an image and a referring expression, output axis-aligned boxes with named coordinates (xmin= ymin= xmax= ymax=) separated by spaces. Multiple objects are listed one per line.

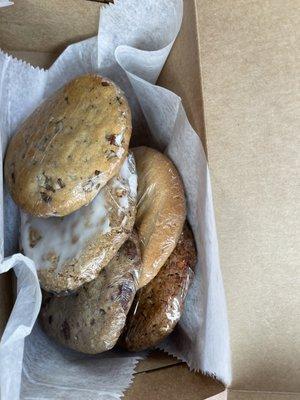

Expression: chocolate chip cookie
xmin=40 ymin=232 xmax=141 ymax=354
xmin=5 ymin=74 xmax=131 ymax=217
xmin=121 ymin=223 xmax=197 ymax=351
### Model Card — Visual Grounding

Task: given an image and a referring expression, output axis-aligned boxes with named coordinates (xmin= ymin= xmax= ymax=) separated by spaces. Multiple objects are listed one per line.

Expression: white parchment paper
xmin=0 ymin=1 xmax=231 ymax=399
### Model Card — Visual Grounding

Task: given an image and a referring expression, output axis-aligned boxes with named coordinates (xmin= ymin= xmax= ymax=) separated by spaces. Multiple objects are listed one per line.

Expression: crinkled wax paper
xmin=0 ymin=1 xmax=231 ymax=399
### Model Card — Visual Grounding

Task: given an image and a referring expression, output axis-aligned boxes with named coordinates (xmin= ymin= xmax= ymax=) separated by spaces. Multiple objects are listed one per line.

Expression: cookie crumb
xmin=71 ymin=235 xmax=79 ymax=244
xmin=29 ymin=228 xmax=42 ymax=248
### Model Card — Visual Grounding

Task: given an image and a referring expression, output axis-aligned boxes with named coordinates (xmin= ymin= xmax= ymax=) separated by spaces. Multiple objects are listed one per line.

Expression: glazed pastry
xmin=20 ymin=154 xmax=137 ymax=294
xmin=40 ymin=232 xmax=142 ymax=354
xmin=121 ymin=223 xmax=197 ymax=352
xmin=5 ymin=74 xmax=131 ymax=217
xmin=132 ymin=146 xmax=186 ymax=288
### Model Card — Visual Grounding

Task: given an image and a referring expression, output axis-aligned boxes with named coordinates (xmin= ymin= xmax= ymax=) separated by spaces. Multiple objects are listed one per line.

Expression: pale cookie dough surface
xmin=5 ymin=74 xmax=132 ymax=217
xmin=132 ymin=146 xmax=186 ymax=288
xmin=39 ymin=232 xmax=142 ymax=354
xmin=121 ymin=224 xmax=197 ymax=352
xmin=20 ymin=154 xmax=137 ymax=294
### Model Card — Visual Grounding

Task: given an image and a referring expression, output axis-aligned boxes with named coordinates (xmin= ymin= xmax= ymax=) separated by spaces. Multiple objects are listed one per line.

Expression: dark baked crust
xmin=121 ymin=223 xmax=197 ymax=351
xmin=39 ymin=232 xmax=141 ymax=354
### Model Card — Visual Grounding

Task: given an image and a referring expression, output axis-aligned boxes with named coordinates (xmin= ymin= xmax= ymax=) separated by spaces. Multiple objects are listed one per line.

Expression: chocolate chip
xmin=105 ymin=134 xmax=117 ymax=146
xmin=48 ymin=315 xmax=53 ymax=324
xmin=101 ymin=81 xmax=110 ymax=86
xmin=116 ymin=96 xmax=123 ymax=105
xmin=45 ymin=184 xmax=55 ymax=193
xmin=65 ymin=96 xmax=69 ymax=104
xmin=61 ymin=320 xmax=70 ymax=340
xmin=40 ymin=192 xmax=52 ymax=203
xmin=10 ymin=163 xmax=15 ymax=184
xmin=57 ymin=178 xmax=65 ymax=188
xmin=94 ymin=170 xmax=101 ymax=176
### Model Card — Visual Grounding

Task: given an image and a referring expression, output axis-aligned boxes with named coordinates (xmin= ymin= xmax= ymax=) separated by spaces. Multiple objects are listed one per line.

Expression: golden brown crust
xmin=132 ymin=146 xmax=186 ymax=288
xmin=121 ymin=224 xmax=197 ymax=352
xmin=5 ymin=74 xmax=131 ymax=217
xmin=39 ymin=232 xmax=142 ymax=354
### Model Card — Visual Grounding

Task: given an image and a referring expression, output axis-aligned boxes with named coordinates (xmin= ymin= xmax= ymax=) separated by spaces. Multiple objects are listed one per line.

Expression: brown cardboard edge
xmin=134 ymin=350 xmax=181 ymax=373
xmin=0 ymin=272 xmax=13 ymax=337
xmin=228 ymin=389 xmax=300 ymax=400
xmin=158 ymin=0 xmax=207 ymax=152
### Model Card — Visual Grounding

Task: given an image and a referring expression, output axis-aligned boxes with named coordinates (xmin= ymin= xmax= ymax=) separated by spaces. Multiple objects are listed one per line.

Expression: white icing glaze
xmin=20 ymin=154 xmax=137 ymax=271
xmin=119 ymin=153 xmax=137 ymax=198
xmin=116 ymin=147 xmax=125 ymax=159
xmin=115 ymin=132 xmax=123 ymax=146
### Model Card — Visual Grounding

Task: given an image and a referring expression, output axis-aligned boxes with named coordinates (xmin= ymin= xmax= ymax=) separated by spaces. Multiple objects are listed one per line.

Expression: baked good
xmin=20 ymin=154 xmax=137 ymax=294
xmin=132 ymin=146 xmax=186 ymax=288
xmin=39 ymin=232 xmax=141 ymax=354
xmin=121 ymin=223 xmax=197 ymax=352
xmin=5 ymin=74 xmax=131 ymax=217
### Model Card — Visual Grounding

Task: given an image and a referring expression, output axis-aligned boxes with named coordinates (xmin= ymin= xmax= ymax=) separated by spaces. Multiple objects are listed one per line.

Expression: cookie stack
xmin=4 ymin=74 xmax=197 ymax=354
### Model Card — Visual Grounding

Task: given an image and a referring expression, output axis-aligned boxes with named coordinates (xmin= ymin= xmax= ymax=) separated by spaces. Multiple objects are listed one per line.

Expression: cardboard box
xmin=0 ymin=1 xmax=299 ymax=399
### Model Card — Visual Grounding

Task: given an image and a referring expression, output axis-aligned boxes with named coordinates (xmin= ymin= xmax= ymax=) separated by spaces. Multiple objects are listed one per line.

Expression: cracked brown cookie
xmin=121 ymin=223 xmax=197 ymax=352
xmin=39 ymin=232 xmax=142 ymax=354
xmin=5 ymin=74 xmax=131 ymax=217
xmin=132 ymin=146 xmax=186 ymax=288
xmin=20 ymin=154 xmax=137 ymax=294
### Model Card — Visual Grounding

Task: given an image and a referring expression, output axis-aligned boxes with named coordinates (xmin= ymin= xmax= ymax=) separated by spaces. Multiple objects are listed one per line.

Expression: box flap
xmin=0 ymin=0 xmax=101 ymax=53
xmin=125 ymin=363 xmax=226 ymax=400
xmin=193 ymin=0 xmax=300 ymax=393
